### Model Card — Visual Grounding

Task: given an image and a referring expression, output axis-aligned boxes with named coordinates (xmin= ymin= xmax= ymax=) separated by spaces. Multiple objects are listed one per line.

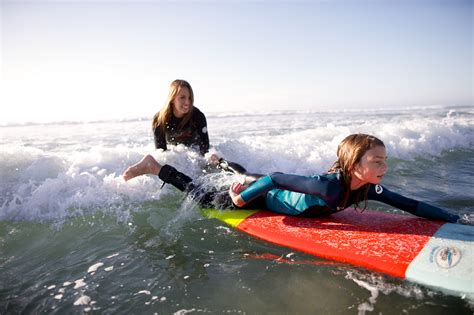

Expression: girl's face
xmin=351 ymin=145 xmax=388 ymax=187
xmin=172 ymin=87 xmax=192 ymax=118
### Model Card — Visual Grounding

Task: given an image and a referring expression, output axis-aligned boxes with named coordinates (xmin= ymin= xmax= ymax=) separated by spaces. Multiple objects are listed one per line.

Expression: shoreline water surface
xmin=1 ymin=105 xmax=473 ymax=313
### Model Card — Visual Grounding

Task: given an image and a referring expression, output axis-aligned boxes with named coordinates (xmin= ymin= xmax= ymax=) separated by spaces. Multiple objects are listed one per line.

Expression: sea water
xmin=1 ymin=105 xmax=473 ymax=314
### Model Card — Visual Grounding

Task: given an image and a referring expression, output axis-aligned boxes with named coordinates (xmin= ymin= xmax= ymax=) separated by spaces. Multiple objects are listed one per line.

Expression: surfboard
xmin=202 ymin=208 xmax=474 ymax=297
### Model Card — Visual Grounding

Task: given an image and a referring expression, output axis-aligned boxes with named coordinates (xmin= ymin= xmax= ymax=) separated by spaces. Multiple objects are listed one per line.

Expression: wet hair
xmin=152 ymin=79 xmax=195 ymax=132
xmin=328 ymin=134 xmax=385 ymax=210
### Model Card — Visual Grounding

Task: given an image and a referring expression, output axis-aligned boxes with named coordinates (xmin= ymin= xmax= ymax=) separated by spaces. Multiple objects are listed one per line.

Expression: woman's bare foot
xmin=122 ymin=154 xmax=162 ymax=181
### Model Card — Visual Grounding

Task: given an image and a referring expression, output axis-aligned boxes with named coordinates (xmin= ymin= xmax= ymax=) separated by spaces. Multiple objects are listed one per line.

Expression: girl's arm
xmin=236 ymin=173 xmax=341 ymax=205
xmin=368 ymin=185 xmax=460 ymax=223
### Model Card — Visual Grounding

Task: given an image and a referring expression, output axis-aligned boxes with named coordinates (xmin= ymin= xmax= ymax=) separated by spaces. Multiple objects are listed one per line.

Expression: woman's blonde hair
xmin=328 ymin=134 xmax=385 ymax=209
xmin=152 ymin=79 xmax=195 ymax=132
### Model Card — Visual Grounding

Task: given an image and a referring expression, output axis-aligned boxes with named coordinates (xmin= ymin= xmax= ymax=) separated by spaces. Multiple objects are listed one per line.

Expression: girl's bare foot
xmin=122 ymin=154 xmax=162 ymax=181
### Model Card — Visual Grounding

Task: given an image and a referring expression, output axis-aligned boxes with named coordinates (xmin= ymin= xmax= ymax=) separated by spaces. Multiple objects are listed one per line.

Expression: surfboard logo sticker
xmin=375 ymin=185 xmax=383 ymax=194
xmin=433 ymin=246 xmax=462 ymax=269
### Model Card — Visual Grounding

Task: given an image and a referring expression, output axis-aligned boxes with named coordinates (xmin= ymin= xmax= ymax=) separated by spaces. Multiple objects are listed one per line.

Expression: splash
xmin=345 ymin=271 xmax=426 ymax=314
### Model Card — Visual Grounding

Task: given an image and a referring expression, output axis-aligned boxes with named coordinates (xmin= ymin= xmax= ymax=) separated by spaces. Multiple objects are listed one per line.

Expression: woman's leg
xmin=217 ymin=159 xmax=248 ymax=174
xmin=123 ymin=155 xmax=230 ymax=208
xmin=159 ymin=165 xmax=234 ymax=208
xmin=122 ymin=154 xmax=192 ymax=191
xmin=157 ymin=164 xmax=193 ymax=192
xmin=123 ymin=154 xmax=161 ymax=181
xmin=216 ymin=158 xmax=264 ymax=185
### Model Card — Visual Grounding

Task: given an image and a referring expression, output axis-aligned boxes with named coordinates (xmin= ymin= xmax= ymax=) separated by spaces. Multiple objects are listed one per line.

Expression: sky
xmin=1 ymin=0 xmax=472 ymax=124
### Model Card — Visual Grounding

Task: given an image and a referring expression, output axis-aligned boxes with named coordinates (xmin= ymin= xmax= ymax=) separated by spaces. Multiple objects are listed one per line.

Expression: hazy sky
xmin=1 ymin=0 xmax=472 ymax=124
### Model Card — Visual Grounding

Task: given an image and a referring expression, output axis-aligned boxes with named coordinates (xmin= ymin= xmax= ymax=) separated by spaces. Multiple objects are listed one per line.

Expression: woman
xmin=153 ymin=79 xmax=246 ymax=173
xmin=122 ymin=134 xmax=463 ymax=223
xmin=153 ymin=79 xmax=208 ymax=155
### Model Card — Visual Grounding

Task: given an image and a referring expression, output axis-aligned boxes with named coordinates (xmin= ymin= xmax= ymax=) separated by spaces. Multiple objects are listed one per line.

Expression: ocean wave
xmin=0 ymin=106 xmax=472 ymax=222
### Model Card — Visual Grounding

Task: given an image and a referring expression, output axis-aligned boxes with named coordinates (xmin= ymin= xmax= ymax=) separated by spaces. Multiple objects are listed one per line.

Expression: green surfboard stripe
xmin=202 ymin=208 xmax=259 ymax=228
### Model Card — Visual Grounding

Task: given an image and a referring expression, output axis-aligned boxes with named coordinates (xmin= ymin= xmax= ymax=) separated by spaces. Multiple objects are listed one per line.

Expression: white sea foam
xmin=87 ymin=262 xmax=104 ymax=273
xmin=74 ymin=279 xmax=86 ymax=289
xmin=73 ymin=295 xmax=91 ymax=306
xmin=0 ymin=106 xmax=472 ymax=222
xmin=345 ymin=270 xmax=431 ymax=314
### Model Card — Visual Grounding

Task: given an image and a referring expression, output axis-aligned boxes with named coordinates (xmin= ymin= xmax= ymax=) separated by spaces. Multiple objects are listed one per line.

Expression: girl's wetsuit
xmin=239 ymin=172 xmax=459 ymax=222
xmin=157 ymin=165 xmax=460 ymax=223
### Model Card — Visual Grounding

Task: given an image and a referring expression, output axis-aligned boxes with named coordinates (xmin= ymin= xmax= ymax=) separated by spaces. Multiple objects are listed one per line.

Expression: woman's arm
xmin=153 ymin=126 xmax=167 ymax=150
xmin=194 ymin=110 xmax=210 ymax=155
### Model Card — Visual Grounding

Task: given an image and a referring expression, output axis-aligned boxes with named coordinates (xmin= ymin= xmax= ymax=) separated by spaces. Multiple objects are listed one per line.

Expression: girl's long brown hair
xmin=152 ymin=80 xmax=195 ymax=132
xmin=328 ymin=134 xmax=385 ymax=210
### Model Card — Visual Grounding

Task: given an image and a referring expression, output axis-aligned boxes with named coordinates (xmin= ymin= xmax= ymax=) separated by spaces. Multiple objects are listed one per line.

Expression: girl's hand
xmin=229 ymin=182 xmax=246 ymax=207
xmin=209 ymin=154 xmax=220 ymax=165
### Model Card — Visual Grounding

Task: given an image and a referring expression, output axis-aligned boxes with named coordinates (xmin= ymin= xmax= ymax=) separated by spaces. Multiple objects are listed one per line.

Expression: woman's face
xmin=352 ymin=145 xmax=388 ymax=186
xmin=172 ymin=87 xmax=192 ymax=118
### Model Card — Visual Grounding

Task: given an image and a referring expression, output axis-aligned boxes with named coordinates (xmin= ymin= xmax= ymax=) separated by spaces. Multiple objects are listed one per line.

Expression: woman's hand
xmin=229 ymin=182 xmax=247 ymax=207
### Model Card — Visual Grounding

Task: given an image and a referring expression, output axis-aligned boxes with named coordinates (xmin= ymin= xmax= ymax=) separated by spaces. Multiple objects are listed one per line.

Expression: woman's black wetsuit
xmin=154 ymin=107 xmax=247 ymax=174
xmin=154 ymin=107 xmax=210 ymax=155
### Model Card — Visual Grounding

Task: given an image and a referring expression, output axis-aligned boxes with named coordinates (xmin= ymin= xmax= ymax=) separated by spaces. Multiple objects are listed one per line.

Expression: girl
xmin=153 ymin=79 xmax=246 ymax=173
xmin=123 ymin=134 xmax=462 ymax=223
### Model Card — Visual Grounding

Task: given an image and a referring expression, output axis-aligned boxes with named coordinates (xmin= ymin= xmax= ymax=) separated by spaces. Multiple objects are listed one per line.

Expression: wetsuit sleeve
xmin=368 ymin=185 xmax=460 ymax=223
xmin=240 ymin=173 xmax=339 ymax=203
xmin=154 ymin=126 xmax=167 ymax=150
xmin=240 ymin=175 xmax=274 ymax=202
xmin=195 ymin=111 xmax=210 ymax=155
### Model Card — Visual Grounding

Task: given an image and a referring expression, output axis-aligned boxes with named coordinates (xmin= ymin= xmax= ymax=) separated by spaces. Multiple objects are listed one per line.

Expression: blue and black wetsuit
xmin=157 ymin=165 xmax=460 ymax=223
xmin=239 ymin=172 xmax=460 ymax=222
